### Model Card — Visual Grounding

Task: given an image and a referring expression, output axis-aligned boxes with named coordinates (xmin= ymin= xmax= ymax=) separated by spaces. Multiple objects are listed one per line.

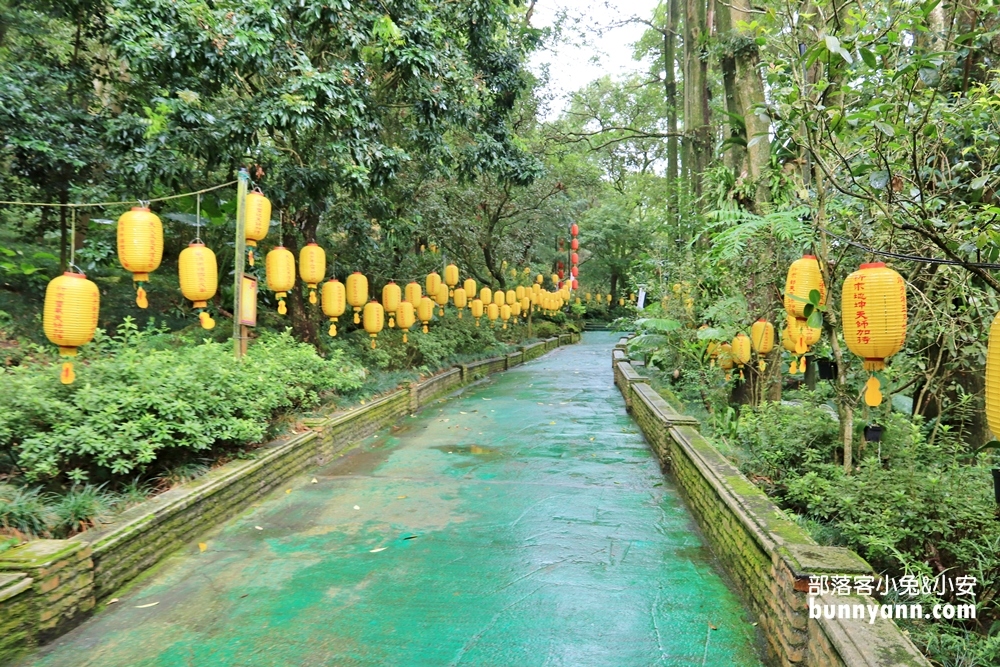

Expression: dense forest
xmin=2 ymin=0 xmax=1000 ymax=663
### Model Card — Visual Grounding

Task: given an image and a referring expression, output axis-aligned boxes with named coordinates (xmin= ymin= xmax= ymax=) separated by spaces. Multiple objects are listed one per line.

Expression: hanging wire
xmin=194 ymin=194 xmax=202 ymax=244
xmin=279 ymin=210 xmax=283 ymax=246
xmin=0 ymin=179 xmax=238 ymax=208
xmin=69 ymin=208 xmax=78 ymax=273
xmin=818 ymin=225 xmax=1000 ymax=270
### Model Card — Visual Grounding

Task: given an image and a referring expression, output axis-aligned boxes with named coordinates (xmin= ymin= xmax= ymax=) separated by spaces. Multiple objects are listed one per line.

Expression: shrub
xmin=0 ymin=484 xmax=52 ymax=537
xmin=1 ymin=328 xmax=364 ymax=482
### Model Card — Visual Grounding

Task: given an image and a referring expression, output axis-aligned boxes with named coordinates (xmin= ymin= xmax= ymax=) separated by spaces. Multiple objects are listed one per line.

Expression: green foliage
xmin=1 ymin=326 xmax=364 ymax=482
xmin=0 ymin=484 xmax=52 ymax=537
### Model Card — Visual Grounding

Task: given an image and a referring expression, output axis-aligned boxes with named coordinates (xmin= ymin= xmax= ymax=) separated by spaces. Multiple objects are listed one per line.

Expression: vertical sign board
xmin=637 ymin=288 xmax=646 ymax=310
xmin=239 ymin=277 xmax=258 ymax=327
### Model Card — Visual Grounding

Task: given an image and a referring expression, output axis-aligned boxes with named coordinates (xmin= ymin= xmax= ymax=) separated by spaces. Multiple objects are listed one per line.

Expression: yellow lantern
xmin=511 ymin=299 xmax=522 ymax=321
xmin=434 ymin=283 xmax=449 ymax=315
xmin=426 ymin=272 xmax=442 ymax=299
xmin=117 ymin=207 xmax=163 ymax=308
xmin=783 ymin=317 xmax=821 ymax=374
xmin=535 ymin=274 xmax=543 ymax=284
xmin=322 ymin=278 xmax=346 ymax=336
xmin=842 ymin=262 xmax=907 ymax=406
xmin=471 ymin=298 xmax=484 ymax=326
xmin=405 ymin=281 xmax=422 ymax=307
xmin=531 ymin=283 xmax=541 ymax=296
xmin=550 ymin=273 xmax=559 ymax=285
xmin=244 ymin=190 xmax=271 ymax=267
xmin=346 ymin=272 xmax=368 ymax=323
xmin=530 ymin=291 xmax=538 ymax=306
xmin=984 ymin=312 xmax=1000 ymax=438
xmin=178 ymin=242 xmax=217 ymax=330
xmin=731 ymin=332 xmax=752 ymax=380
xmin=265 ymin=246 xmax=296 ymax=315
xmin=629 ymin=293 xmax=636 ymax=302
xmin=298 ymin=243 xmax=326 ymax=305
xmin=618 ymin=298 xmax=625 ymax=306
xmin=487 ymin=302 xmax=499 ymax=326
xmin=520 ymin=296 xmax=530 ymax=315
xmin=418 ymin=296 xmax=435 ymax=333
xmin=480 ymin=287 xmax=492 ymax=306
xmin=453 ymin=287 xmax=467 ymax=318
xmin=444 ymin=264 xmax=459 ymax=295
xmin=494 ymin=290 xmax=505 ymax=307
xmin=505 ymin=290 xmax=516 ymax=307
xmin=381 ymin=281 xmax=401 ymax=328
xmin=750 ymin=319 xmax=774 ymax=371
xmin=500 ymin=304 xmax=511 ymax=329
xmin=781 ymin=323 xmax=801 ymax=374
xmin=397 ymin=300 xmax=415 ymax=342
xmin=464 ymin=278 xmax=477 ymax=300
xmin=718 ymin=343 xmax=734 ymax=381
xmin=43 ymin=272 xmax=99 ymax=384
xmin=784 ymin=255 xmax=826 ymax=319
xmin=363 ymin=301 xmax=384 ymax=349
xmin=585 ymin=292 xmax=591 ymax=302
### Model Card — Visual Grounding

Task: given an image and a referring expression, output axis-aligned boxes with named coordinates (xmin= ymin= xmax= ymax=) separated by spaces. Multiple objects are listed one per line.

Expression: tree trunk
xmin=730 ymin=0 xmax=770 ymax=206
xmin=715 ymin=0 xmax=745 ymax=174
xmin=665 ymin=0 xmax=680 ymax=223
xmin=683 ymin=0 xmax=710 ymax=198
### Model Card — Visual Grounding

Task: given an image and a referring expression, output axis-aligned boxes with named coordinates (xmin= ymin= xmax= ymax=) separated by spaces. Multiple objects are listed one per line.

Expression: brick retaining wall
xmin=616 ymin=355 xmax=929 ymax=667
xmin=0 ymin=335 xmax=579 ymax=664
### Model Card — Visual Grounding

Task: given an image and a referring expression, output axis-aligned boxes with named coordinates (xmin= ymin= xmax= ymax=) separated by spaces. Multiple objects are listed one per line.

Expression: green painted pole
xmin=233 ymin=169 xmax=249 ymax=359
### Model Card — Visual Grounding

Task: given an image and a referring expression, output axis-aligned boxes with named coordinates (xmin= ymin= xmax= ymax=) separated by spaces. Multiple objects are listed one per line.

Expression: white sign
xmin=637 ymin=288 xmax=646 ymax=309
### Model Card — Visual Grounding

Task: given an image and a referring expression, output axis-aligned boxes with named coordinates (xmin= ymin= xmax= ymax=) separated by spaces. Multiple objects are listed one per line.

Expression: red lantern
xmin=571 ymin=238 xmax=579 ymax=250
xmin=557 ymin=261 xmax=564 ymax=270
xmin=558 ymin=239 xmax=565 ymax=251
xmin=571 ymin=266 xmax=579 ymax=277
xmin=570 ymin=223 xmax=579 ymax=236
xmin=558 ymin=269 xmax=564 ymax=280
xmin=572 ymin=279 xmax=579 ymax=289
xmin=571 ymin=253 xmax=579 ymax=264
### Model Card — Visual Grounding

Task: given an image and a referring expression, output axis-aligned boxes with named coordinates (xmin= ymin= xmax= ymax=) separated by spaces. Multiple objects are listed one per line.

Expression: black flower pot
xmin=864 ymin=424 xmax=883 ymax=442
xmin=817 ymin=359 xmax=836 ymax=380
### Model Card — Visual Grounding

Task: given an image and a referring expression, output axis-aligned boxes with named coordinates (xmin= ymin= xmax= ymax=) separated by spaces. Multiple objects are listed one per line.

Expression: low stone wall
xmin=0 ymin=334 xmax=579 ymax=664
xmin=613 ymin=361 xmax=647 ymax=409
xmin=544 ymin=336 xmax=559 ymax=351
xmin=616 ymin=358 xmax=929 ymax=667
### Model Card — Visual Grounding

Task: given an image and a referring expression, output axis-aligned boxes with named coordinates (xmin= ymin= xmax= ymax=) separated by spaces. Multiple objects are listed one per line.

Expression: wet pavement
xmin=23 ymin=332 xmax=763 ymax=666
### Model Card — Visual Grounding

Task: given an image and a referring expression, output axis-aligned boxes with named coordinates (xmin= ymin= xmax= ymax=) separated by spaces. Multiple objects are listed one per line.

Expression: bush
xmin=1 ymin=327 xmax=364 ymax=482
xmin=0 ymin=484 xmax=52 ymax=537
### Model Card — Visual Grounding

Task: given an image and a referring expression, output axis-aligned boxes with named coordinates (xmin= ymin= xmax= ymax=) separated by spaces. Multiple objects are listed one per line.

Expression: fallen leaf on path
xmin=460 ymin=411 xmax=467 ymax=414
xmin=240 ymin=594 xmax=248 ymax=598
xmin=311 ymin=478 xmax=318 ymax=484
xmin=403 ymin=535 xmax=418 ymax=540
xmin=397 ymin=495 xmax=407 ymax=499
xmin=108 ymin=598 xmax=119 ymax=605
xmin=286 ymin=489 xmax=291 ymax=494
xmin=590 ymin=437 xmax=595 ymax=441
xmin=709 ymin=623 xmax=718 ymax=630
xmin=482 ymin=398 xmax=491 ymax=401
xmin=370 ymin=547 xmax=387 ymax=553
xmin=354 ymin=505 xmax=360 ymax=510
xmin=549 ymin=421 xmax=556 ymax=425
xmin=198 ymin=543 xmax=207 ymax=552
xmin=135 ymin=602 xmax=159 ymax=609
xmin=255 ymin=526 xmax=263 ymax=530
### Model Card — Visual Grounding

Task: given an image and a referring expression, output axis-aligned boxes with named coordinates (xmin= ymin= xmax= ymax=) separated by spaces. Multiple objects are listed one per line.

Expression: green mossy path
xmin=22 ymin=333 xmax=762 ymax=667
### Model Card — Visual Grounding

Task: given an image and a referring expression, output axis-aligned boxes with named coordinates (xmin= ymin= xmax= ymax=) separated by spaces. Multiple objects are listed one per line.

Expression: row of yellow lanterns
xmin=706 ymin=255 xmax=906 ymax=407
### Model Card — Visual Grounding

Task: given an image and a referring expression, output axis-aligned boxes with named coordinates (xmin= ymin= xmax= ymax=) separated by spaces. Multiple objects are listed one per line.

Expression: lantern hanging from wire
xmin=570 ymin=223 xmax=579 ymax=237
xmin=487 ymin=302 xmax=499 ymax=326
xmin=471 ymin=298 xmax=484 ymax=326
xmin=417 ymin=296 xmax=434 ymax=332
xmin=397 ymin=300 xmax=415 ymax=342
xmin=841 ymin=262 xmax=907 ymax=407
xmin=346 ymin=272 xmax=368 ymax=323
xmin=265 ymin=246 xmax=295 ymax=315
xmin=718 ymin=343 xmax=734 ymax=381
xmin=298 ymin=243 xmax=326 ymax=305
xmin=494 ymin=290 xmax=505 ymax=307
xmin=43 ymin=272 xmax=99 ymax=384
xmin=363 ymin=301 xmax=384 ymax=349
xmin=515 ymin=285 xmax=525 ymax=301
xmin=244 ymin=190 xmax=271 ymax=267
xmin=322 ymin=278 xmax=346 ymax=336
xmin=453 ymin=287 xmax=467 ymax=318
xmin=784 ymin=316 xmax=821 ymax=374
xmin=178 ymin=242 xmax=217 ymax=329
xmin=405 ymin=281 xmax=422 ymax=307
xmin=570 ymin=238 xmax=579 ymax=251
xmin=505 ymin=290 xmax=516 ymax=308
xmin=535 ymin=274 xmax=543 ymax=284
xmin=731 ymin=333 xmax=752 ymax=380
xmin=426 ymin=272 xmax=442 ymax=300
xmin=381 ymin=281 xmax=401 ymax=328
xmin=511 ymin=299 xmax=521 ymax=321
xmin=984 ymin=312 xmax=1000 ymax=439
xmin=520 ymin=296 xmax=530 ymax=314
xmin=464 ymin=278 xmax=477 ymax=300
xmin=444 ymin=264 xmax=459 ymax=296
xmin=480 ymin=287 xmax=492 ymax=306
xmin=434 ymin=283 xmax=449 ymax=316
xmin=750 ymin=319 xmax=774 ymax=371
xmin=117 ymin=206 xmax=163 ymax=308
xmin=784 ymin=255 xmax=826 ymax=320
xmin=501 ymin=304 xmax=511 ymax=329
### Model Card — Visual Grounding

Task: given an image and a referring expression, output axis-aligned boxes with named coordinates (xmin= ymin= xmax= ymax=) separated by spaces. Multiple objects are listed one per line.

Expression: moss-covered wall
xmin=617 ymin=357 xmax=930 ymax=667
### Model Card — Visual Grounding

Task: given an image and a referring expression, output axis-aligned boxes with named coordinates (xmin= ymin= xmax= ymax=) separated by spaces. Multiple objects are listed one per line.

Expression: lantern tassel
xmin=329 ymin=321 xmax=337 ymax=337
xmin=439 ymin=307 xmax=444 ymax=316
xmin=389 ymin=316 xmax=395 ymax=328
xmin=354 ymin=309 xmax=360 ymax=324
xmin=248 ymin=249 xmax=255 ymax=267
xmin=309 ymin=289 xmax=317 ymax=305
xmin=278 ymin=298 xmax=287 ymax=315
xmin=739 ymin=369 xmax=745 ymax=381
xmin=458 ymin=311 xmax=462 ymax=319
xmin=403 ymin=332 xmax=408 ymax=343
xmin=423 ymin=324 xmax=429 ymax=333
xmin=864 ymin=376 xmax=883 ymax=407
xmin=475 ymin=319 xmax=480 ymax=327
xmin=789 ymin=359 xmax=798 ymax=374
xmin=199 ymin=311 xmax=216 ymax=330
xmin=60 ymin=361 xmax=75 ymax=385
xmin=136 ymin=284 xmax=148 ymax=309
xmin=800 ymin=356 xmax=807 ymax=372
xmin=370 ymin=336 xmax=376 ymax=349
xmin=758 ymin=360 xmax=766 ymax=371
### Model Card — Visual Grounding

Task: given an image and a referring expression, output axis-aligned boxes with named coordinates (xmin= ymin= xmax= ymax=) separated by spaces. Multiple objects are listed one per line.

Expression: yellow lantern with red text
xmin=453 ymin=287 xmax=467 ymax=318
xmin=322 ymin=278 xmax=346 ymax=336
xmin=382 ymin=282 xmax=401 ymax=328
xmin=732 ymin=333 xmax=752 ymax=380
xmin=405 ymin=281 xmax=422 ymax=307
xmin=784 ymin=255 xmax=826 ymax=319
xmin=418 ymin=296 xmax=435 ymax=332
xmin=444 ymin=264 xmax=459 ymax=295
xmin=426 ymin=272 xmax=442 ymax=299
xmin=511 ymin=299 xmax=521 ymax=321
xmin=471 ymin=298 xmax=484 ymax=326
xmin=463 ymin=278 xmax=477 ymax=300
xmin=43 ymin=272 xmax=99 ymax=384
xmin=480 ymin=287 xmax=492 ymax=305
xmin=501 ymin=304 xmax=511 ymax=329
xmin=244 ymin=191 xmax=270 ymax=267
xmin=842 ymin=262 xmax=907 ymax=406
xmin=750 ymin=319 xmax=774 ymax=371
xmin=487 ymin=302 xmax=499 ymax=326
xmin=346 ymin=272 xmax=368 ymax=323
xmin=265 ymin=246 xmax=295 ymax=315
xmin=984 ymin=312 xmax=1000 ymax=438
xmin=363 ymin=301 xmax=384 ymax=349
xmin=434 ymin=283 xmax=449 ymax=315
xmin=397 ymin=300 xmax=415 ymax=342
xmin=117 ymin=207 xmax=163 ymax=308
xmin=299 ymin=243 xmax=326 ymax=305
xmin=178 ymin=242 xmax=217 ymax=330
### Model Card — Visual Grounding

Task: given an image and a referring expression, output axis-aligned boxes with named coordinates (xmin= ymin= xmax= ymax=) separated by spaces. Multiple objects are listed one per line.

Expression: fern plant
xmin=704 ymin=204 xmax=813 ymax=261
